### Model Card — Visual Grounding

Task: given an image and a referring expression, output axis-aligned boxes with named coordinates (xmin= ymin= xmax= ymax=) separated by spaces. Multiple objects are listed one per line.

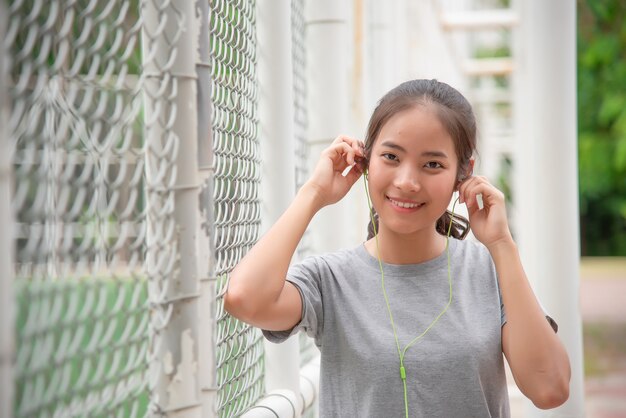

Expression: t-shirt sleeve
xmin=262 ymin=256 xmax=324 ymax=344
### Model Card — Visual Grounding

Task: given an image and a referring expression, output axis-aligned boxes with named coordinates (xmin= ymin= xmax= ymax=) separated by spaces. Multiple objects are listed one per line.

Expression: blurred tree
xmin=578 ymin=0 xmax=626 ymax=255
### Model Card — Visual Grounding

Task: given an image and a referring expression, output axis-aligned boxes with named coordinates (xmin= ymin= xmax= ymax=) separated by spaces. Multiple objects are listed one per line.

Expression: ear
xmin=455 ymin=158 xmax=475 ymax=190
xmin=359 ymin=157 xmax=369 ymax=178
xmin=466 ymin=158 xmax=475 ymax=178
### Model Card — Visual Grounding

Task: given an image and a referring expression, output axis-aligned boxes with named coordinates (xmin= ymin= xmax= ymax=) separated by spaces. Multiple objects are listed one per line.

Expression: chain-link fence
xmin=2 ymin=0 xmax=318 ymax=416
xmin=0 ymin=2 xmax=15 ymax=417
xmin=6 ymin=0 xmax=151 ymax=416
xmin=210 ymin=0 xmax=265 ymax=416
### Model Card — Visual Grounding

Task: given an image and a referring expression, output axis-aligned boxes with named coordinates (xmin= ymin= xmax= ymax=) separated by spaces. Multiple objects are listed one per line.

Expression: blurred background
xmin=576 ymin=1 xmax=626 ymax=417
xmin=0 ymin=0 xmax=624 ymax=417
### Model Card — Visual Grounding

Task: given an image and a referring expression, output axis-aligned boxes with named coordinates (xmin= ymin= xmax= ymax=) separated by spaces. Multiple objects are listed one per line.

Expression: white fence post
xmin=513 ymin=0 xmax=585 ymax=416
xmin=0 ymin=2 xmax=15 ymax=416
xmin=366 ymin=0 xmax=395 ymax=107
xmin=195 ymin=0 xmax=218 ymax=415
xmin=142 ymin=1 xmax=202 ymax=415
xmin=257 ymin=0 xmax=302 ymax=413
xmin=306 ymin=0 xmax=356 ymax=253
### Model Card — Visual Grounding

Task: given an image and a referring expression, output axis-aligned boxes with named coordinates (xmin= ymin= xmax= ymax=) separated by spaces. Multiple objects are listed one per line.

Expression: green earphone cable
xmin=362 ymin=174 xmax=457 ymax=418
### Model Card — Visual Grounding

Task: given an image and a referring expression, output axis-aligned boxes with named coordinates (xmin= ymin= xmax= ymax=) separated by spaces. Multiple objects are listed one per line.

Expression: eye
xmin=424 ymin=161 xmax=443 ymax=169
xmin=382 ymin=152 xmax=399 ymax=162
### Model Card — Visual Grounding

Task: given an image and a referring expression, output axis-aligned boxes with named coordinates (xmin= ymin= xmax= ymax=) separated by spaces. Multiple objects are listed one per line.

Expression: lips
xmin=386 ymin=196 xmax=424 ymax=209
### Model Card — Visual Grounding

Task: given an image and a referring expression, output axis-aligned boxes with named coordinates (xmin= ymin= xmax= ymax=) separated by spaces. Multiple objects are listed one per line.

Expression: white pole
xmin=142 ymin=1 xmax=202 ymax=415
xmin=306 ymin=0 xmax=354 ymax=252
xmin=239 ymin=390 xmax=300 ymax=418
xmin=0 ymin=3 xmax=15 ymax=416
xmin=405 ymin=1 xmax=468 ymax=89
xmin=366 ymin=0 xmax=395 ymax=106
xmin=194 ymin=0 xmax=218 ymax=414
xmin=347 ymin=0 xmax=370 ymax=243
xmin=257 ymin=0 xmax=302 ymax=412
xmin=393 ymin=0 xmax=409 ymax=83
xmin=513 ymin=1 xmax=585 ymax=416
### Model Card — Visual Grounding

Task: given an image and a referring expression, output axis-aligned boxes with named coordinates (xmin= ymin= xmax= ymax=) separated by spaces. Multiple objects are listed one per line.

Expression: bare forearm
xmin=225 ymin=184 xmax=322 ymax=318
xmin=489 ymin=239 xmax=570 ymax=408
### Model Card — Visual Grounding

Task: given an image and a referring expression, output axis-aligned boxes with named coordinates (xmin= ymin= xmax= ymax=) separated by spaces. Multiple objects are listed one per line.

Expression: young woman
xmin=225 ymin=79 xmax=570 ymax=417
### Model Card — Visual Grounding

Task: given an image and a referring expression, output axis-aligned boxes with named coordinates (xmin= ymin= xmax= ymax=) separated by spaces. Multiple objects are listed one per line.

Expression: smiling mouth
xmin=387 ymin=196 xmax=424 ymax=209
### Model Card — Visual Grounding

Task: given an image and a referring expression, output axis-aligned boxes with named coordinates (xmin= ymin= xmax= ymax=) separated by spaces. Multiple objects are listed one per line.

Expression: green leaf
xmin=578 ymin=133 xmax=613 ymax=197
xmin=598 ymin=94 xmax=625 ymax=126
xmin=587 ymin=0 xmax=611 ymax=20
xmin=614 ymin=133 xmax=626 ymax=171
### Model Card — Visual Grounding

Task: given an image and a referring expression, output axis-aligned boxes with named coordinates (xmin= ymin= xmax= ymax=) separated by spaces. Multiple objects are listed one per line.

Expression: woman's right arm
xmin=224 ymin=184 xmax=323 ymax=331
xmin=224 ymin=136 xmax=365 ymax=331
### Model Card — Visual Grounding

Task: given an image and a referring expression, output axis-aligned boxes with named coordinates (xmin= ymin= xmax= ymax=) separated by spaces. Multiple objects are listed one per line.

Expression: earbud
xmin=456 ymin=159 xmax=475 ymax=190
xmin=476 ymin=193 xmax=484 ymax=210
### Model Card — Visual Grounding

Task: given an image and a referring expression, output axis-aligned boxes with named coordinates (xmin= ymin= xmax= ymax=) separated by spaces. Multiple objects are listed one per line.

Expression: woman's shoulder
xmin=292 ymin=245 xmax=367 ymax=273
xmin=452 ymin=237 xmax=493 ymax=262
xmin=287 ymin=246 xmax=366 ymax=285
xmin=297 ymin=245 xmax=363 ymax=269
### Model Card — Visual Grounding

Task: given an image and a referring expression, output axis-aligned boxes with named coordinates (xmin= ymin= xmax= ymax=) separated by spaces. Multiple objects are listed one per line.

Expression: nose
xmin=393 ymin=165 xmax=421 ymax=192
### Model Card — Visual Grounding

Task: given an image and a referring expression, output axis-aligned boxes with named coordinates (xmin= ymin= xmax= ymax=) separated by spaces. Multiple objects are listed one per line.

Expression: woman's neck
xmin=365 ymin=227 xmax=447 ymax=265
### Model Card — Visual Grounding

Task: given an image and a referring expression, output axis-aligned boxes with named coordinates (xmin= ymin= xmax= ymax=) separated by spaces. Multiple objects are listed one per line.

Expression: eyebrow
xmin=379 ymin=140 xmax=449 ymax=158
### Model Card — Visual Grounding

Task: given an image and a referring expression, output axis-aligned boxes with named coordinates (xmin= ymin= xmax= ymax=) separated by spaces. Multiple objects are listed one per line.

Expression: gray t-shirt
xmin=264 ymin=238 xmax=510 ymax=417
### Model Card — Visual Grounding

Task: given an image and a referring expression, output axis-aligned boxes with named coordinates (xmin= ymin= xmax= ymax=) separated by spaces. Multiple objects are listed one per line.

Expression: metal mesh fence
xmin=5 ymin=0 xmax=315 ymax=416
xmin=209 ymin=0 xmax=264 ymax=417
xmin=4 ymin=0 xmax=173 ymax=416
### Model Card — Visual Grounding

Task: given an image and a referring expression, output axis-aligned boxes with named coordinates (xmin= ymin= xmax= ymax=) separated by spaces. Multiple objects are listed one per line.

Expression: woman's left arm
xmin=490 ymin=240 xmax=571 ymax=409
xmin=459 ymin=176 xmax=571 ymax=410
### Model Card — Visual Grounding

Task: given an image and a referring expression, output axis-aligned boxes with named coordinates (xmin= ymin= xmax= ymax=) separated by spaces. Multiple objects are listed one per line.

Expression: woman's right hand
xmin=304 ymin=135 xmax=366 ymax=208
xmin=226 ymin=135 xmax=366 ymax=331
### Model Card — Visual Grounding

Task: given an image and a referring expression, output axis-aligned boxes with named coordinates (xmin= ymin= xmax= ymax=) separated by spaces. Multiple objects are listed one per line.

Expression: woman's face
xmin=367 ymin=105 xmax=459 ymax=238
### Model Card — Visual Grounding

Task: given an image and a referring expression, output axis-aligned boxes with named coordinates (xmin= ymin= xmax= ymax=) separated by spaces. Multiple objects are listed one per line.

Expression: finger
xmin=350 ymin=138 xmax=365 ymax=159
xmin=333 ymin=135 xmax=358 ymax=147
xmin=461 ymin=178 xmax=487 ymax=209
xmin=327 ymin=142 xmax=358 ymax=166
xmin=468 ymin=182 xmax=502 ymax=211
xmin=336 ymin=136 xmax=366 ymax=158
xmin=458 ymin=176 xmax=477 ymax=204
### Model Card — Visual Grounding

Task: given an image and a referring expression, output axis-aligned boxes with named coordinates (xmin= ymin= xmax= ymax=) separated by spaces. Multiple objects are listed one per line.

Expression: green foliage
xmin=578 ymin=0 xmax=626 ymax=255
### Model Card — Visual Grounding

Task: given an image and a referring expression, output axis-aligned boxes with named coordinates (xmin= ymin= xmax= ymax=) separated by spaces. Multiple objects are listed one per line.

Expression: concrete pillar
xmin=194 ymin=0 xmax=218 ymax=414
xmin=306 ymin=0 xmax=356 ymax=252
xmin=142 ymin=1 xmax=202 ymax=415
xmin=513 ymin=0 xmax=585 ymax=416
xmin=257 ymin=0 xmax=302 ymax=412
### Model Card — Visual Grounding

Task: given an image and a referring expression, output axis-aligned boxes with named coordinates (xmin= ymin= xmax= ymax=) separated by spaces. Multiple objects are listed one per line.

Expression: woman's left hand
xmin=458 ymin=176 xmax=513 ymax=248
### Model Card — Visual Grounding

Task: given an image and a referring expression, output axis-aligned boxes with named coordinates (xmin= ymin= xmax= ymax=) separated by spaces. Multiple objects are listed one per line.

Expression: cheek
xmin=428 ymin=176 xmax=458 ymax=204
xmin=439 ymin=180 xmax=458 ymax=198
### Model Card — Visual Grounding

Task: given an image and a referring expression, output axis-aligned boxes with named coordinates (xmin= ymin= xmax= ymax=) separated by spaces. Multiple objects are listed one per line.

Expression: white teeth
xmin=389 ymin=198 xmax=420 ymax=209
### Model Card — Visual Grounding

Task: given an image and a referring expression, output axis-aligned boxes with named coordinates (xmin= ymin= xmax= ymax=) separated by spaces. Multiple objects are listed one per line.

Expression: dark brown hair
xmin=364 ymin=79 xmax=477 ymax=240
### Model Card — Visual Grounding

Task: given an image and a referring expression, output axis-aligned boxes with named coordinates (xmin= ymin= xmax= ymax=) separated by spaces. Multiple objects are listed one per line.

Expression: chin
xmin=381 ymin=220 xmax=432 ymax=238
